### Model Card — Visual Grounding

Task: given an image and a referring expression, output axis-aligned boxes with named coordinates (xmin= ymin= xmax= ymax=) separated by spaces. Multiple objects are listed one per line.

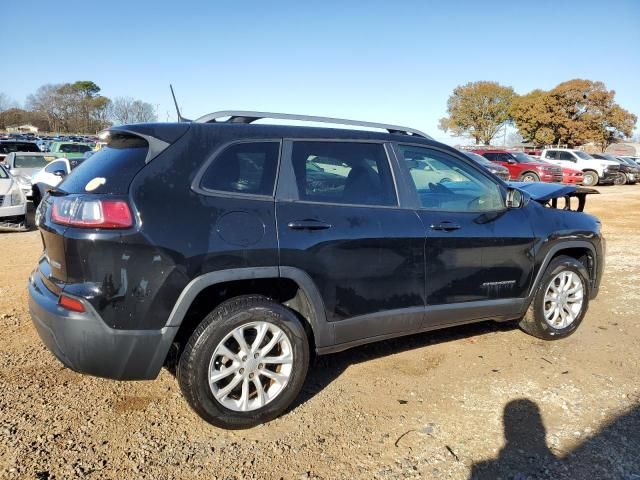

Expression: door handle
xmin=430 ymin=221 xmax=461 ymax=232
xmin=287 ymin=220 xmax=332 ymax=230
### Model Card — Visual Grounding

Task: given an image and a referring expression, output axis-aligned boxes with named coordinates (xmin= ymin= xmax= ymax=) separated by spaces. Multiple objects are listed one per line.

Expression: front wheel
xmin=613 ymin=173 xmax=627 ymax=186
xmin=581 ymin=170 xmax=599 ymax=186
xmin=520 ymin=172 xmax=540 ymax=182
xmin=519 ymin=256 xmax=590 ymax=340
xmin=177 ymin=295 xmax=309 ymax=429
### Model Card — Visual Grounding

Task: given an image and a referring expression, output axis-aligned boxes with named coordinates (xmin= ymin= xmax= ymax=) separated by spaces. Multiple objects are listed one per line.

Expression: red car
xmin=557 ymin=165 xmax=584 ymax=184
xmin=472 ymin=149 xmax=563 ymax=183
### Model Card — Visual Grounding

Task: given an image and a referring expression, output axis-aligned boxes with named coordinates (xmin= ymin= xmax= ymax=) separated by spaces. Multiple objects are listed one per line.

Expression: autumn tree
xmin=511 ymin=79 xmax=637 ymax=149
xmin=439 ymin=81 xmax=516 ymax=144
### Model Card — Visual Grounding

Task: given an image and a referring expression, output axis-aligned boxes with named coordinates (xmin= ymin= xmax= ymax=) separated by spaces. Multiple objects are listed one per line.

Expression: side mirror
xmin=506 ymin=188 xmax=526 ymax=208
xmin=53 ymin=170 xmax=66 ymax=178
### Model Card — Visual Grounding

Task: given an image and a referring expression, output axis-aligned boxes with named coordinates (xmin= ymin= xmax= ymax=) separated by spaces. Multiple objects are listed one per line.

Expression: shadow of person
xmin=470 ymin=399 xmax=560 ymax=480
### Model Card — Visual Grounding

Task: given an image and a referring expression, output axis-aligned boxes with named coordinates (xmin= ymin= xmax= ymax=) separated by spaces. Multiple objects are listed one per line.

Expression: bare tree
xmin=111 ymin=97 xmax=157 ymax=125
xmin=0 ymin=92 xmax=19 ymax=112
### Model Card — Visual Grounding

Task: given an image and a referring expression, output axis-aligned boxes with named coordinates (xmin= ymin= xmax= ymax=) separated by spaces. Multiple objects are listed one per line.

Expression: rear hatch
xmin=36 ymin=125 xmax=189 ymax=288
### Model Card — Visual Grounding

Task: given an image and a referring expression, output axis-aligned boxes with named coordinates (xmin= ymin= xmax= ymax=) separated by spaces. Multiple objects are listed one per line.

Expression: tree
xmin=111 ymin=97 xmax=157 ymax=125
xmin=439 ymin=81 xmax=516 ymax=144
xmin=0 ymin=93 xmax=19 ymax=112
xmin=511 ymin=79 xmax=637 ymax=149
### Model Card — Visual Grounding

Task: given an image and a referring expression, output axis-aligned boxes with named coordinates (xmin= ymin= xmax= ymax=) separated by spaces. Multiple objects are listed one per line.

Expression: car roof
xmin=10 ymin=151 xmax=48 ymax=156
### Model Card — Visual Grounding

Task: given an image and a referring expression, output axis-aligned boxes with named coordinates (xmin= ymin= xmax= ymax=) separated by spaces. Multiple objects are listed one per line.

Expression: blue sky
xmin=4 ymin=0 xmax=639 ymax=143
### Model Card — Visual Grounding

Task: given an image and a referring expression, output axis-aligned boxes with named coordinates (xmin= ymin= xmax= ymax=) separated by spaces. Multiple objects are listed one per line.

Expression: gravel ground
xmin=1 ymin=186 xmax=639 ymax=480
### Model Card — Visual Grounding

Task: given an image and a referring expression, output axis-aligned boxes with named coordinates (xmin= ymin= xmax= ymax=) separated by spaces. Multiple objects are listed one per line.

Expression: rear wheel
xmin=177 ymin=295 xmax=309 ymax=429
xmin=32 ymin=187 xmax=41 ymax=208
xmin=519 ymin=256 xmax=589 ymax=340
xmin=582 ymin=170 xmax=599 ymax=186
xmin=520 ymin=172 xmax=540 ymax=182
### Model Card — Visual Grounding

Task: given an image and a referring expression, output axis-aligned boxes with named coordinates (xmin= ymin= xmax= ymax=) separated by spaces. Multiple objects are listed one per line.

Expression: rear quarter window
xmin=58 ymin=134 xmax=148 ymax=194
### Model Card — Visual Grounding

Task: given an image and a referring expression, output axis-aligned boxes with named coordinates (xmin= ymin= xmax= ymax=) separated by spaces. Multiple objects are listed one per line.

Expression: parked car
xmin=3 ymin=152 xmax=52 ymax=199
xmin=460 ymin=151 xmax=510 ymax=180
xmin=0 ymin=164 xmax=28 ymax=231
xmin=589 ymin=153 xmax=638 ymax=185
xmin=0 ymin=140 xmax=41 ymax=164
xmin=29 ymin=112 xmax=604 ymax=429
xmin=539 ymin=149 xmax=622 ymax=186
xmin=471 ymin=149 xmax=563 ymax=182
xmin=621 ymin=156 xmax=640 ymax=166
xmin=30 ymin=157 xmax=88 ymax=207
xmin=539 ymin=158 xmax=584 ymax=185
xmin=48 ymin=142 xmax=93 ymax=160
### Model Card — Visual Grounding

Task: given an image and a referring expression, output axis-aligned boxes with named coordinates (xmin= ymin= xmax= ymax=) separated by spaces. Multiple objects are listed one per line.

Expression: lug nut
xmin=239 ymin=368 xmax=245 ymax=374
xmin=249 ymin=373 xmax=254 ymax=379
xmin=254 ymin=353 xmax=259 ymax=359
xmin=258 ymin=364 xmax=264 ymax=369
xmin=241 ymin=356 xmax=247 ymax=362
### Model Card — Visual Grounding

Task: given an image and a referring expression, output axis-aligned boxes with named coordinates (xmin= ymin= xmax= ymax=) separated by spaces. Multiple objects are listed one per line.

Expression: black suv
xmin=29 ymin=112 xmax=604 ymax=429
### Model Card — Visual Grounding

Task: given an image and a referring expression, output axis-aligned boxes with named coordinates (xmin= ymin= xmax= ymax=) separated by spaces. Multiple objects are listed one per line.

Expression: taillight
xmin=58 ymin=294 xmax=85 ymax=313
xmin=51 ymin=196 xmax=133 ymax=229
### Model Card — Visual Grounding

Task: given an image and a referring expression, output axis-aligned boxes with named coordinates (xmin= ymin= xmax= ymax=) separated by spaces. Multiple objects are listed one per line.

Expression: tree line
xmin=0 ymin=81 xmax=157 ymax=133
xmin=439 ymin=79 xmax=637 ymax=149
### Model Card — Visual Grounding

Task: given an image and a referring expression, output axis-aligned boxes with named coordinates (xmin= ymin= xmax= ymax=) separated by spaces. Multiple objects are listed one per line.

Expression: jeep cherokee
xmin=29 ymin=112 xmax=604 ymax=429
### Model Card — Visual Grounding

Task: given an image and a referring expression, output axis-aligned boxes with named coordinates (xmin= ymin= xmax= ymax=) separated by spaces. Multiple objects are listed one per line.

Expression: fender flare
xmin=164 ymin=266 xmax=332 ymax=348
xmin=527 ymin=240 xmax=597 ymax=301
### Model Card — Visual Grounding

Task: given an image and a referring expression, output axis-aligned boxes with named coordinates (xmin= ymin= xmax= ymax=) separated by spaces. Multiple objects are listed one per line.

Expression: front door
xmin=276 ymin=140 xmax=426 ymax=345
xmin=395 ymin=144 xmax=536 ymax=326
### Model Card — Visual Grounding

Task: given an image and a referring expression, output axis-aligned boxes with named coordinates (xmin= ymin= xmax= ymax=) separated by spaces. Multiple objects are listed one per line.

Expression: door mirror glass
xmin=506 ymin=188 xmax=525 ymax=208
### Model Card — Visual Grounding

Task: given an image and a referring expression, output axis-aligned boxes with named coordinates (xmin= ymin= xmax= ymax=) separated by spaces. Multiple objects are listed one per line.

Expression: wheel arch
xmin=528 ymin=241 xmax=597 ymax=302
xmin=165 ymin=267 xmax=332 ymax=352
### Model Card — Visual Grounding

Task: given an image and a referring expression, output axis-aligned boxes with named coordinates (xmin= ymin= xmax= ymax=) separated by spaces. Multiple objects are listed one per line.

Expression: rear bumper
xmin=28 ymin=270 xmax=177 ymax=380
xmin=0 ymin=203 xmax=27 ymax=218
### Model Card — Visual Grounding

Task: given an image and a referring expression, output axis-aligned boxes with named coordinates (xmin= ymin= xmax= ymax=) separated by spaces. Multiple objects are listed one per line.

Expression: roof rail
xmin=193 ymin=111 xmax=432 ymax=139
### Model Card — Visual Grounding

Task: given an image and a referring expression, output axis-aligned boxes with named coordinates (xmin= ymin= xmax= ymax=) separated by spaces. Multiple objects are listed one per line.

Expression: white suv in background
xmin=540 ymin=149 xmax=621 ymax=186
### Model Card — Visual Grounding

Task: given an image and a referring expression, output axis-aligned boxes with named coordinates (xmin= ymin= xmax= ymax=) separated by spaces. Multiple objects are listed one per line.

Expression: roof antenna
xmin=170 ymin=84 xmax=190 ymax=122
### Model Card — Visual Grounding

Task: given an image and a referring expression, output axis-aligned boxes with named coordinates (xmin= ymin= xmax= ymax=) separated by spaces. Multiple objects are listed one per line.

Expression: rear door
xmin=395 ymin=144 xmax=536 ymax=326
xmin=276 ymin=140 xmax=426 ymax=346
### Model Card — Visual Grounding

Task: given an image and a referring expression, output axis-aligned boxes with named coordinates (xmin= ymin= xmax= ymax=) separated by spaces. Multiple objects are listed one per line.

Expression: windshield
xmin=0 ymin=142 xmax=41 ymax=154
xmin=464 ymin=151 xmax=494 ymax=166
xmin=511 ymin=152 xmax=538 ymax=163
xmin=573 ymin=151 xmax=592 ymax=160
xmin=13 ymin=155 xmax=48 ymax=168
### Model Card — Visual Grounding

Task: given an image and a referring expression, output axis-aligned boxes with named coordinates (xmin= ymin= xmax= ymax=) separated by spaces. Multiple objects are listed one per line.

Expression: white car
xmin=31 ymin=158 xmax=75 ymax=207
xmin=3 ymin=151 xmax=52 ymax=199
xmin=0 ymin=164 xmax=28 ymax=231
xmin=540 ymin=148 xmax=621 ymax=186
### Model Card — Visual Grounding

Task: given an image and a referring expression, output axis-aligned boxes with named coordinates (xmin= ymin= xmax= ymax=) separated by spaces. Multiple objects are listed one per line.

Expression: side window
xmin=290 ymin=141 xmax=396 ymax=206
xmin=545 ymin=151 xmax=558 ymax=160
xmin=482 ymin=152 xmax=498 ymax=161
xmin=497 ymin=153 xmax=514 ymax=163
xmin=200 ymin=141 xmax=280 ymax=196
xmin=45 ymin=160 xmax=66 ymax=173
xmin=558 ymin=152 xmax=575 ymax=162
xmin=397 ymin=145 xmax=504 ymax=212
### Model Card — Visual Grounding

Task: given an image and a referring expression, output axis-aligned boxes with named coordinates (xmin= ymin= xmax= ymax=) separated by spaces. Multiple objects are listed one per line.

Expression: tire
xmin=519 ymin=255 xmax=590 ymax=340
xmin=177 ymin=295 xmax=310 ymax=429
xmin=582 ymin=170 xmax=599 ymax=187
xmin=32 ymin=187 xmax=41 ymax=208
xmin=613 ymin=173 xmax=627 ymax=186
xmin=520 ymin=172 xmax=540 ymax=182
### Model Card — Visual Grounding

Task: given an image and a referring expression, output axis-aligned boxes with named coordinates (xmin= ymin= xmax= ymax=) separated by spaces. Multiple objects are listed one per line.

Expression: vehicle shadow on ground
xmin=292 ymin=319 xmax=518 ymax=410
xmin=468 ymin=399 xmax=640 ymax=479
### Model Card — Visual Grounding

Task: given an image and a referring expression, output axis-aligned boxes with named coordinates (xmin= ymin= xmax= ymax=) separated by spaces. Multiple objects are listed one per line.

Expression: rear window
xmin=0 ymin=142 xmax=41 ymax=154
xmin=59 ymin=143 xmax=92 ymax=153
xmin=14 ymin=155 xmax=48 ymax=168
xmin=58 ymin=134 xmax=148 ymax=194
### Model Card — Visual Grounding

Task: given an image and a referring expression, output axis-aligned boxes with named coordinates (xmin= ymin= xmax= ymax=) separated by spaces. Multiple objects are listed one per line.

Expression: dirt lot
xmin=1 ymin=186 xmax=639 ymax=480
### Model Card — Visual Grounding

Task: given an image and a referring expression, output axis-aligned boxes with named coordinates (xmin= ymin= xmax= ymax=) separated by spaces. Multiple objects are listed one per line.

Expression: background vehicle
xmin=48 ymin=142 xmax=93 ymax=160
xmin=0 ymin=164 xmax=27 ymax=231
xmin=540 ymin=149 xmax=621 ymax=186
xmin=31 ymin=157 xmax=86 ymax=207
xmin=29 ymin=113 xmax=603 ymax=429
xmin=590 ymin=153 xmax=638 ymax=185
xmin=538 ymin=158 xmax=584 ymax=185
xmin=472 ymin=149 xmax=563 ymax=182
xmin=460 ymin=150 xmax=510 ymax=180
xmin=0 ymin=140 xmax=41 ymax=164
xmin=3 ymin=152 xmax=52 ymax=199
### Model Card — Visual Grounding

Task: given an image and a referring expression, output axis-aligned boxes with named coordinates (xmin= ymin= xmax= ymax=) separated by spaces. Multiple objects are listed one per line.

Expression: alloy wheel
xmin=543 ymin=271 xmax=584 ymax=329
